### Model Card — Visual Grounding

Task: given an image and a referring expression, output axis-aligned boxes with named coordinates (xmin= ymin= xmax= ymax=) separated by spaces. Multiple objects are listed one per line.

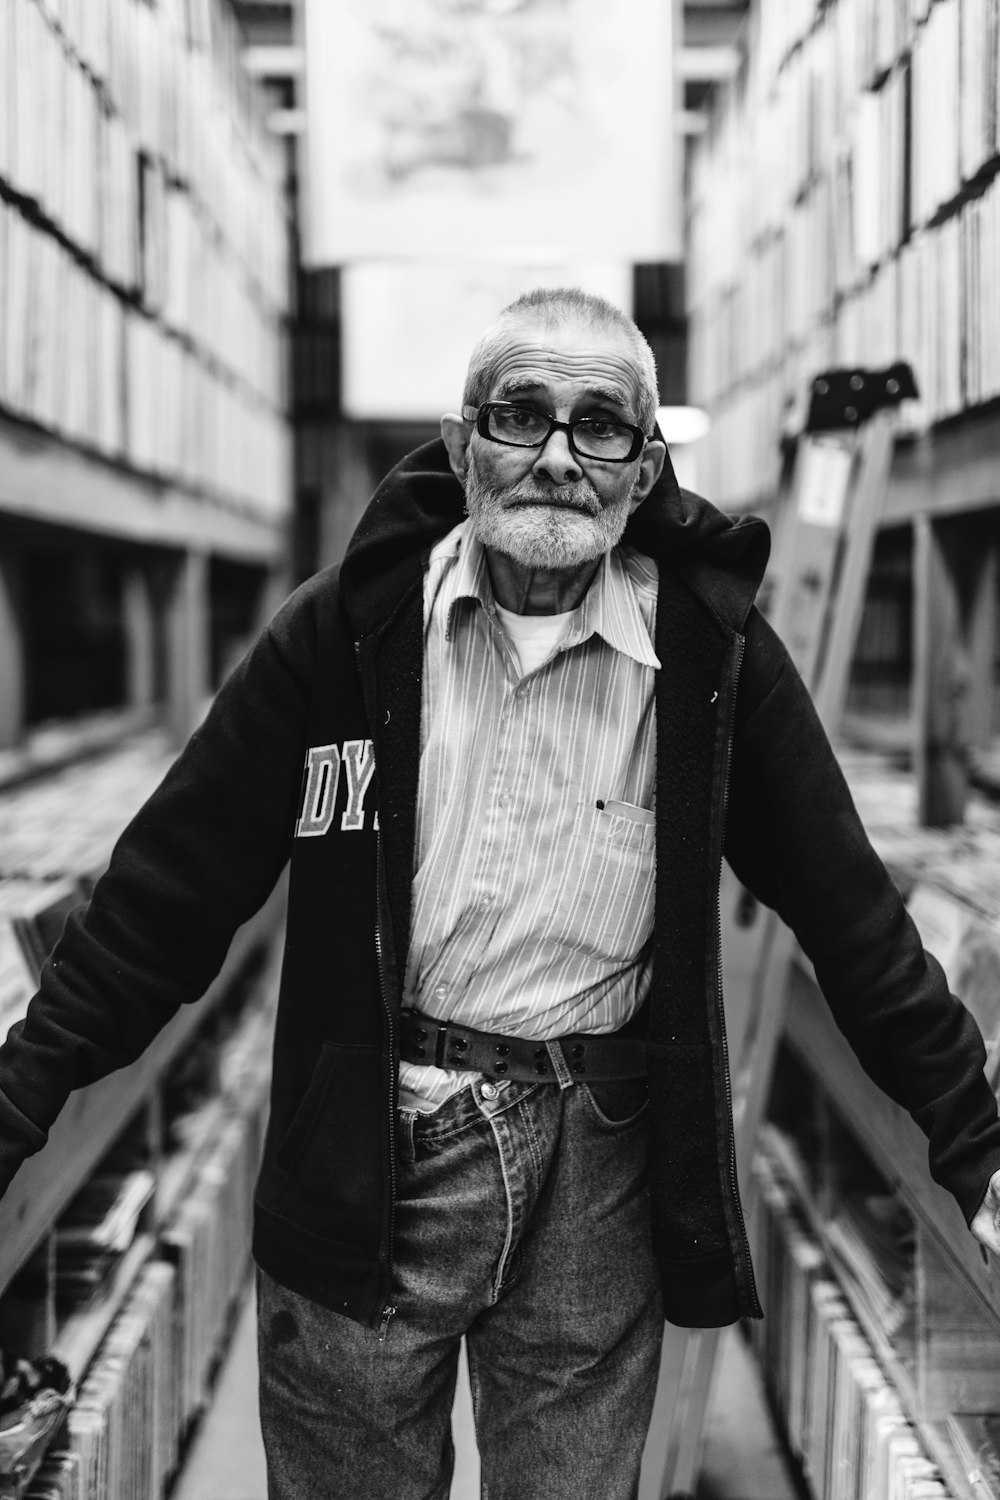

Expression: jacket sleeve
xmin=725 ymin=607 xmax=1000 ymax=1223
xmin=0 ymin=582 xmax=320 ymax=1198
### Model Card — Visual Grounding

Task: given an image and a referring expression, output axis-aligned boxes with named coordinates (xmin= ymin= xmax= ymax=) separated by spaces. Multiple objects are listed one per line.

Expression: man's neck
xmin=484 ymin=548 xmax=601 ymax=615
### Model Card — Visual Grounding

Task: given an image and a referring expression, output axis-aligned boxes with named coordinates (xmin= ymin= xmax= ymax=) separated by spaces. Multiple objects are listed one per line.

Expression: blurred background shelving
xmin=2 ymin=1 xmax=1000 ymax=1497
xmin=0 ymin=3 xmax=292 ymax=1495
xmin=685 ymin=2 xmax=1000 ymax=1498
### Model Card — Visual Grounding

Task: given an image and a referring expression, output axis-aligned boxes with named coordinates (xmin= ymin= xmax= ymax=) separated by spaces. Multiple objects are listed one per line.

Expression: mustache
xmin=478 ymin=476 xmax=603 ymax=516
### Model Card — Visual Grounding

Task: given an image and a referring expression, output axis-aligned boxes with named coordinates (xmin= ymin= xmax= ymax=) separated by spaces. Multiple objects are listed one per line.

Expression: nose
xmin=532 ymin=425 xmax=583 ymax=485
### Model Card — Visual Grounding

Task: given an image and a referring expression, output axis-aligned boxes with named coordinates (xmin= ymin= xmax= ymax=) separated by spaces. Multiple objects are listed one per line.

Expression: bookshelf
xmin=726 ymin=633 xmax=1000 ymax=1500
xmin=0 ymin=0 xmax=293 ymax=753
xmin=687 ymin=0 xmax=1000 ymax=516
xmin=0 ymin=724 xmax=287 ymax=1497
xmin=0 ymin=4 xmax=292 ymax=1494
xmin=694 ymin=0 xmax=1000 ymax=1495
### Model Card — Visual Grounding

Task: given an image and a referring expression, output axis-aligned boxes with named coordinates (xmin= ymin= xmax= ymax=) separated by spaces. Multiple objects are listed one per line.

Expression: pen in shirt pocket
xmin=595 ymin=798 xmax=655 ymax=826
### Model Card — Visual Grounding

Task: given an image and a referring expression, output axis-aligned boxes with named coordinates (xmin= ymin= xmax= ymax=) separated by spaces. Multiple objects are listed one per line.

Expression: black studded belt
xmin=398 ymin=1008 xmax=647 ymax=1083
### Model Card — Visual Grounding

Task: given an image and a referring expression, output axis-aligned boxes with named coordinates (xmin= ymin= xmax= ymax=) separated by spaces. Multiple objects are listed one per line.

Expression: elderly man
xmin=1 ymin=288 xmax=1000 ymax=1500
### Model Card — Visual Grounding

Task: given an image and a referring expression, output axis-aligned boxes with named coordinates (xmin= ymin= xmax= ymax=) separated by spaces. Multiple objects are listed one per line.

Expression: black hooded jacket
xmin=1 ymin=439 xmax=999 ymax=1330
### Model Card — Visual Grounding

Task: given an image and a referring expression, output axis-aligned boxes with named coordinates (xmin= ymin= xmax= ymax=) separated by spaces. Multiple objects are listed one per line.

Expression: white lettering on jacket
xmin=341 ymin=739 xmax=376 ymax=831
xmin=295 ymin=740 xmax=377 ymax=837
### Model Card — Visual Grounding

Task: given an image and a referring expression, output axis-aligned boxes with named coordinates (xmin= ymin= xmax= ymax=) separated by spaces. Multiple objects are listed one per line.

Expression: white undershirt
xmin=494 ymin=604 xmax=575 ymax=677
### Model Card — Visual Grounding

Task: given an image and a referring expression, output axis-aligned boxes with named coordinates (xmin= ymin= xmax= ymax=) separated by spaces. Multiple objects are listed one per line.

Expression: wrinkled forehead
xmin=486 ymin=320 xmax=644 ymax=418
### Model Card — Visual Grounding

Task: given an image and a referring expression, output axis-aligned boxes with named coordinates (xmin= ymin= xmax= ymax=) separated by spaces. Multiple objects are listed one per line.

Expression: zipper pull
xmin=378 ymin=1304 xmax=397 ymax=1343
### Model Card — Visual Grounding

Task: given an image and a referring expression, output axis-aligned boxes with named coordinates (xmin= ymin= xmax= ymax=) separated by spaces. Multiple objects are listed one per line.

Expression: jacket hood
xmin=340 ymin=436 xmax=770 ymax=637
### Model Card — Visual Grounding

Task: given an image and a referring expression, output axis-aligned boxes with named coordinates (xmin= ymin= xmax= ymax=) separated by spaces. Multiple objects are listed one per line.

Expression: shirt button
xmin=498 ymin=791 xmax=511 ymax=808
xmin=479 ymin=894 xmax=492 ymax=911
xmin=433 ymin=984 xmax=447 ymax=1002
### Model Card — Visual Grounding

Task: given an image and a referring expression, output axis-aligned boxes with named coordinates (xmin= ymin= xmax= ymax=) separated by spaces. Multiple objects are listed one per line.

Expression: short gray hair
xmin=462 ymin=287 xmax=660 ymax=435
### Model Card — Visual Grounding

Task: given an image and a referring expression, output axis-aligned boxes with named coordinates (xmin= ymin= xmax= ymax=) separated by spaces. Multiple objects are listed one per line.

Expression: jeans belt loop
xmin=544 ymin=1040 xmax=575 ymax=1091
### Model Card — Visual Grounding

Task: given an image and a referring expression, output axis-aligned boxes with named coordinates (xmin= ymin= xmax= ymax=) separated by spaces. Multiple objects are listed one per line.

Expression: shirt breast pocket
xmin=545 ymin=801 xmax=656 ymax=965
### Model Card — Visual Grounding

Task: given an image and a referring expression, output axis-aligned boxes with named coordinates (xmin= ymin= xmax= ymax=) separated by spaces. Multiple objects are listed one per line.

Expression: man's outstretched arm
xmin=0 ymin=585 xmax=318 ymax=1197
xmin=726 ymin=606 xmax=1000 ymax=1234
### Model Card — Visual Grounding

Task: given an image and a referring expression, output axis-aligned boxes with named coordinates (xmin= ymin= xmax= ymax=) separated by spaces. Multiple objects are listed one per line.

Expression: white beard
xmin=464 ymin=453 xmax=637 ymax=570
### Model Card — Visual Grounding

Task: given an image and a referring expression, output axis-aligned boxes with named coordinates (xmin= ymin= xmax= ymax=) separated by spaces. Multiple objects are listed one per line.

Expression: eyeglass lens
xmin=486 ymin=405 xmax=636 ymax=460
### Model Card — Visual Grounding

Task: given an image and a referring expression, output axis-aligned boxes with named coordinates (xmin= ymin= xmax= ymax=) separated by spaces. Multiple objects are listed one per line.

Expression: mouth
xmin=509 ymin=498 xmax=596 ymax=515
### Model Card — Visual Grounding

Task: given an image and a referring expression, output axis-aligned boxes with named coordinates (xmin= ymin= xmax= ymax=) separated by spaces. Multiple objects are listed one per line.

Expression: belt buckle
xmin=434 ymin=1022 xmax=450 ymax=1068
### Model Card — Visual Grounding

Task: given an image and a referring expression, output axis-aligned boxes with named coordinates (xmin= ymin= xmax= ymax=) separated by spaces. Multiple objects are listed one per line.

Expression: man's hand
xmin=970 ymin=1169 xmax=1000 ymax=1256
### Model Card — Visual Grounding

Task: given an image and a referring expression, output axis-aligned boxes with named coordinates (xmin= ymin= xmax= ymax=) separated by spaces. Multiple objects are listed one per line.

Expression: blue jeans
xmin=257 ymin=1074 xmax=663 ymax=1499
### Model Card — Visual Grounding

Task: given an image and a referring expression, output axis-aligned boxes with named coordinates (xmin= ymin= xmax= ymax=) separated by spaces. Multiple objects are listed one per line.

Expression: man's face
xmin=463 ymin=320 xmax=653 ymax=572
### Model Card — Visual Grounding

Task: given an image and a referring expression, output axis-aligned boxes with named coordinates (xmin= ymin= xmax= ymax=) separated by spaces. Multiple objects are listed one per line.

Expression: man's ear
xmin=628 ymin=438 xmax=667 ymax=513
xmin=441 ymin=413 xmax=472 ymax=483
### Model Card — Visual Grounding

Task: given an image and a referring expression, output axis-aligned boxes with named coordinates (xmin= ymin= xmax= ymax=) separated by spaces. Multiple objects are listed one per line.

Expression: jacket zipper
xmin=357 ymin=639 xmax=399 ymax=1334
xmin=378 ymin=1301 xmax=397 ymax=1343
xmin=373 ymin=836 xmax=399 ymax=1330
xmin=714 ymin=633 xmax=763 ymax=1317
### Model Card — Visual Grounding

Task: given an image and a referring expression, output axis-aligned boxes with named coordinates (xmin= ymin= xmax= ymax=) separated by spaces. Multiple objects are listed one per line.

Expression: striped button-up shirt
xmin=400 ymin=520 xmax=660 ymax=1112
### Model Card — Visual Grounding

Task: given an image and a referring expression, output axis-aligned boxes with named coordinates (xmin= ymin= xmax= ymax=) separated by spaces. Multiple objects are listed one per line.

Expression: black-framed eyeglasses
xmin=463 ymin=402 xmax=649 ymax=464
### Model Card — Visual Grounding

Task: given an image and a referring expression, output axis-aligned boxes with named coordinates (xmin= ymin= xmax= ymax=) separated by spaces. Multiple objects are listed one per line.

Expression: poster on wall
xmin=341 ymin=260 xmax=634 ymax=420
xmin=300 ymin=0 xmax=679 ymax=265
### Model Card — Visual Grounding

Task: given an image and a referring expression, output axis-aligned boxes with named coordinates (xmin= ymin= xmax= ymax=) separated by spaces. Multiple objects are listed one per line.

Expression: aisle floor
xmin=172 ymin=1285 xmax=800 ymax=1500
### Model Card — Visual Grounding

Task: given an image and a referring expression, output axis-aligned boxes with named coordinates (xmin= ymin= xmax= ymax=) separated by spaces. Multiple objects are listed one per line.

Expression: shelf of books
xmin=0 ymin=719 xmax=286 ymax=1497
xmin=0 ymin=7 xmax=293 ymax=1490
xmin=692 ymin=3 xmax=1000 ymax=1492
xmin=686 ymin=0 xmax=1000 ymax=518
xmin=727 ymin=747 xmax=1000 ymax=1500
xmin=0 ymin=0 xmax=292 ymax=533
xmin=0 ymin=0 xmax=293 ymax=758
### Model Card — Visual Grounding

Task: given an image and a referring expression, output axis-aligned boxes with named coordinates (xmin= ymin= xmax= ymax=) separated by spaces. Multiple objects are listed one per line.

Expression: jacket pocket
xmin=276 ymin=1042 xmax=334 ymax=1176
xmin=274 ymin=1041 xmax=386 ymax=1251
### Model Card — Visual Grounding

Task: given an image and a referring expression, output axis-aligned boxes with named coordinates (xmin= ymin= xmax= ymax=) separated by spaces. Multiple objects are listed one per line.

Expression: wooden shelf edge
xmin=0 ymin=413 xmax=286 ymax=562
xmin=697 ymin=394 xmax=1000 ymax=527
xmin=0 ymin=708 xmax=163 ymax=795
xmin=781 ymin=959 xmax=1000 ymax=1327
xmin=759 ymin=1126 xmax=919 ymax=1392
xmin=0 ymin=869 xmax=287 ymax=1291
xmin=760 ymin=1133 xmax=988 ymax=1500
xmin=837 ymin=713 xmax=913 ymax=761
xmin=921 ymin=1419 xmax=993 ymax=1500
xmin=970 ymin=748 xmax=1000 ymax=801
xmin=883 ymin=408 xmax=1000 ymax=527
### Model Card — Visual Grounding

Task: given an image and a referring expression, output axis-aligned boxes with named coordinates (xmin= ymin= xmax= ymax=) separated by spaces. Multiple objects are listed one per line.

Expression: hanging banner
xmin=300 ymin=0 xmax=679 ymax=265
xmin=341 ymin=259 xmax=634 ymax=419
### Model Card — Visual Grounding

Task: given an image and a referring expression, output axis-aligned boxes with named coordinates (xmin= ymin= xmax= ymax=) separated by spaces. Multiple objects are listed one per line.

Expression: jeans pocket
xmin=581 ymin=1077 xmax=648 ymax=1130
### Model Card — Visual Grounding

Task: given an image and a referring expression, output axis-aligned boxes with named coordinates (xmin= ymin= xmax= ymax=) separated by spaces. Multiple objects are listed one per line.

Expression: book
xmin=824 ymin=1193 xmax=915 ymax=1342
xmin=0 ymin=4 xmax=10 ymax=184
xmin=3 ymin=207 xmax=33 ymax=415
xmin=57 ymin=1170 xmax=156 ymax=1257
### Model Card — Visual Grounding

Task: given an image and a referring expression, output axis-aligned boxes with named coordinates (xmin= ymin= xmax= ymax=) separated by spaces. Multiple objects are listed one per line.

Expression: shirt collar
xmin=443 ymin=522 xmax=494 ymax=635
xmin=444 ymin=521 xmax=660 ymax=669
